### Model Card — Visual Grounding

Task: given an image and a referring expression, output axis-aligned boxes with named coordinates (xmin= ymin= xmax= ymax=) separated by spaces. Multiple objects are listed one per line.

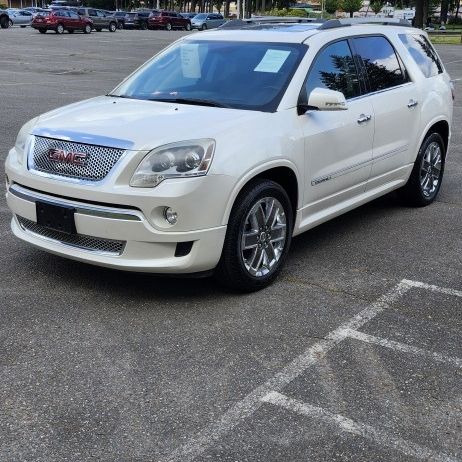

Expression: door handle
xmin=357 ymin=114 xmax=372 ymax=124
xmin=407 ymin=99 xmax=419 ymax=108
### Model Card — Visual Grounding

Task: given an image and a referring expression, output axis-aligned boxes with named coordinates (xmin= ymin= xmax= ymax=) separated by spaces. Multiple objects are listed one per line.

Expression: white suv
xmin=5 ymin=18 xmax=454 ymax=291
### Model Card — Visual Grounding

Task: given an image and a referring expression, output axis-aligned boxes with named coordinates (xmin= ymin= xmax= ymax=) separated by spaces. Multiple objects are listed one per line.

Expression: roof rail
xmin=219 ymin=16 xmax=323 ymax=29
xmin=318 ymin=17 xmax=411 ymax=29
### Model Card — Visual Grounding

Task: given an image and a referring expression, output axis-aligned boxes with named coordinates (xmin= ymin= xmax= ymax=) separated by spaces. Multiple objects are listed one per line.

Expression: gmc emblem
xmin=47 ymin=148 xmax=88 ymax=166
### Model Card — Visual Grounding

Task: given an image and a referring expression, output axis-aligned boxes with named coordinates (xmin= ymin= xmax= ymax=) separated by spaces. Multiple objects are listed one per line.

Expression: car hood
xmin=31 ymin=96 xmax=264 ymax=151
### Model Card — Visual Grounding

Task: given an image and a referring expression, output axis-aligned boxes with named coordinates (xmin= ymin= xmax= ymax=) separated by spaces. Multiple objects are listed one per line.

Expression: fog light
xmin=164 ymin=207 xmax=178 ymax=225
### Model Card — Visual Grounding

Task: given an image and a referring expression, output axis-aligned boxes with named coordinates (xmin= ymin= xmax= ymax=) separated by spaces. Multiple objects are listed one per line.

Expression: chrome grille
xmin=17 ymin=216 xmax=125 ymax=256
xmin=29 ymin=136 xmax=125 ymax=182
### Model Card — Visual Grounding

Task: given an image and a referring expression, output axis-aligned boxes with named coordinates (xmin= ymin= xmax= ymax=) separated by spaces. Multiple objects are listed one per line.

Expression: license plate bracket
xmin=36 ymin=201 xmax=76 ymax=234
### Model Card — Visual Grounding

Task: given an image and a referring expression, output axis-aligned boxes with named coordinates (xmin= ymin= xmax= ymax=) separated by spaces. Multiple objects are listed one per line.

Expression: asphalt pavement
xmin=0 ymin=28 xmax=461 ymax=462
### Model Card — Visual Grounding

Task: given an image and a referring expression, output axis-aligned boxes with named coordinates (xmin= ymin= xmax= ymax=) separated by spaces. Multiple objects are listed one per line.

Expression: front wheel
xmin=398 ymin=133 xmax=445 ymax=207
xmin=185 ymin=22 xmax=191 ymax=31
xmin=201 ymin=23 xmax=207 ymax=30
xmin=83 ymin=24 xmax=91 ymax=34
xmin=214 ymin=180 xmax=293 ymax=292
xmin=109 ymin=21 xmax=116 ymax=32
xmin=140 ymin=21 xmax=147 ymax=30
xmin=55 ymin=23 xmax=64 ymax=34
xmin=165 ymin=22 xmax=172 ymax=30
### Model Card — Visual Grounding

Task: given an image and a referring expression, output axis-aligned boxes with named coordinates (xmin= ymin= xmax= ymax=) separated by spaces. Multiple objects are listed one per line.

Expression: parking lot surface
xmin=0 ymin=28 xmax=461 ymax=461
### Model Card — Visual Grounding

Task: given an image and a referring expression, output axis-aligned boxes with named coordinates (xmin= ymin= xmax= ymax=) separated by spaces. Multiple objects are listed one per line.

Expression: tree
xmin=325 ymin=0 xmax=339 ymax=14
xmin=341 ymin=0 xmax=363 ymax=17
xmin=370 ymin=0 xmax=383 ymax=15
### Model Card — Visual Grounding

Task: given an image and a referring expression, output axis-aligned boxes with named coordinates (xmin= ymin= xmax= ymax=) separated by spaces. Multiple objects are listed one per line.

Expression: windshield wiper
xmin=106 ymin=94 xmax=132 ymax=99
xmin=148 ymin=97 xmax=230 ymax=108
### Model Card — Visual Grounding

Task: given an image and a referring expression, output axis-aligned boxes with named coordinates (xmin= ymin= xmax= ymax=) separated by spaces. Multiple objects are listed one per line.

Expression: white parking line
xmin=162 ymin=280 xmax=411 ymax=462
xmin=262 ymin=391 xmax=459 ymax=462
xmin=163 ymin=279 xmax=461 ymax=462
xmin=343 ymin=328 xmax=462 ymax=368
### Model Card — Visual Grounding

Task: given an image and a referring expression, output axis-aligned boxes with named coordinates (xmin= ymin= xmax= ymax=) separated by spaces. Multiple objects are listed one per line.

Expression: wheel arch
xmin=222 ymin=161 xmax=300 ymax=225
xmin=419 ymin=118 xmax=450 ymax=160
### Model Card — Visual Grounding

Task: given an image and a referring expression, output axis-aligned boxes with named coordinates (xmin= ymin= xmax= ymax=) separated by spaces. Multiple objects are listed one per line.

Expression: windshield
xmin=194 ymin=13 xmax=207 ymax=19
xmin=110 ymin=40 xmax=306 ymax=112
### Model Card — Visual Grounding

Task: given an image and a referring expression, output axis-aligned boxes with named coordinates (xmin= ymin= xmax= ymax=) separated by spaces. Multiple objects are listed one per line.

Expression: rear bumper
xmin=6 ymin=183 xmax=226 ymax=274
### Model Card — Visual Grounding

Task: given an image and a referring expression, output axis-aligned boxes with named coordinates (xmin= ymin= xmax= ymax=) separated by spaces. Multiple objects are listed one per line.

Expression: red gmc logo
xmin=47 ymin=148 xmax=88 ymax=166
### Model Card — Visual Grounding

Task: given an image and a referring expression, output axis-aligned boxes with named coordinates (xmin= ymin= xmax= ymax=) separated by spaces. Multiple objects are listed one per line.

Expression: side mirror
xmin=304 ymin=87 xmax=348 ymax=112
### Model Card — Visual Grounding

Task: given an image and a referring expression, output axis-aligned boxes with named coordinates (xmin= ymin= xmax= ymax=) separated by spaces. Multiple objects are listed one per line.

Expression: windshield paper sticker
xmin=254 ymin=49 xmax=291 ymax=73
xmin=181 ymin=44 xmax=201 ymax=79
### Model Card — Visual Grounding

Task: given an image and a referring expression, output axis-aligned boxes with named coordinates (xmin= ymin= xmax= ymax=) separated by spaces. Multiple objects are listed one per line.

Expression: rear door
xmin=351 ymin=35 xmax=421 ymax=189
xmin=68 ymin=10 xmax=80 ymax=29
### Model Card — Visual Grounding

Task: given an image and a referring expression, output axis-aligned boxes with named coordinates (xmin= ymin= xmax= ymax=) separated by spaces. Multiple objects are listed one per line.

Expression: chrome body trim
xmin=31 ymin=127 xmax=135 ymax=150
xmin=311 ymin=145 xmax=408 ymax=186
xmin=9 ymin=183 xmax=143 ymax=222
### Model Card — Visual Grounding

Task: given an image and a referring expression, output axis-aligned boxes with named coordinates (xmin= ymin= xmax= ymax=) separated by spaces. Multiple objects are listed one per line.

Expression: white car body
xmin=5 ymin=21 xmax=453 ymax=286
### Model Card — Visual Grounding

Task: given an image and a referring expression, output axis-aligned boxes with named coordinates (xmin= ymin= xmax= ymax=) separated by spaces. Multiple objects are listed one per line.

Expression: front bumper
xmin=6 ymin=183 xmax=226 ymax=273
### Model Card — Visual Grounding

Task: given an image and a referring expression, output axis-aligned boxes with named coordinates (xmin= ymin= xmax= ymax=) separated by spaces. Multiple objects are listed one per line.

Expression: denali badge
xmin=47 ymin=148 xmax=88 ymax=166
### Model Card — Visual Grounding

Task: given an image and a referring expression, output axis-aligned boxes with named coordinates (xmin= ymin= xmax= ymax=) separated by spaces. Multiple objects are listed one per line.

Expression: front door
xmin=299 ymin=39 xmax=374 ymax=216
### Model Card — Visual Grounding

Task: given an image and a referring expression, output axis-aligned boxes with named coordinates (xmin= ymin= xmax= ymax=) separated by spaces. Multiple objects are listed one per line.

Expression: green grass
xmin=429 ymin=34 xmax=462 ymax=45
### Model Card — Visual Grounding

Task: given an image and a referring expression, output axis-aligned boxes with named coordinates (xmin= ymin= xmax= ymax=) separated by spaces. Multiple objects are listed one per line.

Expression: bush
xmin=448 ymin=16 xmax=462 ymax=25
xmin=266 ymin=8 xmax=308 ymax=16
xmin=0 ymin=3 xmax=7 ymax=9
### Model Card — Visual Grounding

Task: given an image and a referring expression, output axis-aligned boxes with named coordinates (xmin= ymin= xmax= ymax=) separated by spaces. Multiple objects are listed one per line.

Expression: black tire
xmin=9 ymin=19 xmax=14 ymax=27
xmin=140 ymin=21 xmax=147 ymax=30
xmin=117 ymin=21 xmax=123 ymax=30
xmin=83 ymin=24 xmax=91 ymax=34
xmin=109 ymin=22 xmax=117 ymax=32
xmin=214 ymin=179 xmax=293 ymax=292
xmin=398 ymin=132 xmax=445 ymax=207
xmin=0 ymin=15 xmax=9 ymax=29
xmin=165 ymin=22 xmax=172 ymax=31
xmin=185 ymin=22 xmax=191 ymax=31
xmin=201 ymin=23 xmax=207 ymax=30
xmin=38 ymin=28 xmax=46 ymax=34
xmin=55 ymin=23 xmax=64 ymax=34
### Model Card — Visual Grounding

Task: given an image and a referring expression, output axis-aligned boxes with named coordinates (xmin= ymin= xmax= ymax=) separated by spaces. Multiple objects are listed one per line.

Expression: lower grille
xmin=17 ymin=216 xmax=125 ymax=256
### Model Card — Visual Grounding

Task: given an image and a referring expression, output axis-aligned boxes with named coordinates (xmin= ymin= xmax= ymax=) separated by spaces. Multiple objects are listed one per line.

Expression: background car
xmin=191 ymin=13 xmax=225 ymax=30
xmin=110 ymin=11 xmax=127 ymax=29
xmin=76 ymin=8 xmax=118 ymax=32
xmin=148 ymin=10 xmax=191 ymax=30
xmin=31 ymin=9 xmax=93 ymax=34
xmin=123 ymin=11 xmax=150 ymax=30
xmin=6 ymin=9 xmax=33 ymax=27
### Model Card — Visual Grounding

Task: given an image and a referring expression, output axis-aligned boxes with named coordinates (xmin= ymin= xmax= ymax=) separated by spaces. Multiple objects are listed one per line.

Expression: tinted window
xmin=77 ymin=9 xmax=84 ymax=14
xmin=304 ymin=40 xmax=360 ymax=101
xmin=399 ymin=34 xmax=443 ymax=78
xmin=69 ymin=11 xmax=79 ymax=18
xmin=353 ymin=36 xmax=406 ymax=92
xmin=88 ymin=9 xmax=97 ymax=16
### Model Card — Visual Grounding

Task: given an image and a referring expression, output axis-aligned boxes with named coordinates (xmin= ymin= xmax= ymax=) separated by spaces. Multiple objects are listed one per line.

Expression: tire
xmin=185 ymin=22 xmax=191 ymax=31
xmin=0 ymin=15 xmax=9 ymax=29
xmin=214 ymin=179 xmax=293 ymax=292
xmin=117 ymin=21 xmax=123 ymax=30
xmin=55 ymin=23 xmax=64 ymax=34
xmin=83 ymin=24 xmax=91 ymax=34
xmin=9 ymin=19 xmax=13 ymax=27
xmin=398 ymin=132 xmax=445 ymax=207
xmin=140 ymin=21 xmax=147 ymax=30
xmin=38 ymin=28 xmax=46 ymax=34
xmin=165 ymin=22 xmax=172 ymax=31
xmin=109 ymin=22 xmax=117 ymax=32
xmin=201 ymin=23 xmax=207 ymax=30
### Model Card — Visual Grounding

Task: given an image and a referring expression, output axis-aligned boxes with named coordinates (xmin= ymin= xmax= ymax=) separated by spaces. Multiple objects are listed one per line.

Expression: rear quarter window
xmin=398 ymin=33 xmax=443 ymax=78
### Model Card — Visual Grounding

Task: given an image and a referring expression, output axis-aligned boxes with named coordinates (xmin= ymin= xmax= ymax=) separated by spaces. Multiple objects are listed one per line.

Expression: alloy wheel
xmin=420 ymin=141 xmax=442 ymax=198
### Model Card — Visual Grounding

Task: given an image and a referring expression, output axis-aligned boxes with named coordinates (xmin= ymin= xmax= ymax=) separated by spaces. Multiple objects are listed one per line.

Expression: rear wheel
xmin=165 ymin=22 xmax=172 ymax=30
xmin=55 ymin=23 xmax=64 ymax=34
xmin=398 ymin=132 xmax=445 ymax=207
xmin=214 ymin=179 xmax=293 ymax=292
xmin=109 ymin=22 xmax=117 ymax=32
xmin=0 ymin=15 xmax=9 ymax=29
xmin=140 ymin=21 xmax=147 ymax=30
xmin=83 ymin=24 xmax=91 ymax=34
xmin=117 ymin=21 xmax=123 ymax=29
xmin=38 ymin=28 xmax=46 ymax=33
xmin=201 ymin=23 xmax=207 ymax=30
xmin=185 ymin=22 xmax=191 ymax=31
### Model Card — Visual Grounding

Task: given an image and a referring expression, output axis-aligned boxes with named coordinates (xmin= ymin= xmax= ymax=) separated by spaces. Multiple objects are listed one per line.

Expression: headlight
xmin=130 ymin=139 xmax=215 ymax=188
xmin=14 ymin=117 xmax=39 ymax=162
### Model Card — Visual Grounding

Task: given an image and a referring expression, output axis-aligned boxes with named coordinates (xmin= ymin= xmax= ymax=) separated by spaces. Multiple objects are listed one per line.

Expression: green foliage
xmin=340 ymin=0 xmax=363 ymax=17
xmin=370 ymin=0 xmax=383 ymax=14
xmin=266 ymin=8 xmax=307 ymax=16
xmin=0 ymin=3 xmax=6 ymax=8
xmin=324 ymin=0 xmax=339 ymax=14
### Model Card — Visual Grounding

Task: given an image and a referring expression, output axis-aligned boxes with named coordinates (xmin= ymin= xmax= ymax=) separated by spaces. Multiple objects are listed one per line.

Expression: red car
xmin=32 ymin=9 xmax=93 ymax=34
xmin=148 ymin=11 xmax=191 ymax=31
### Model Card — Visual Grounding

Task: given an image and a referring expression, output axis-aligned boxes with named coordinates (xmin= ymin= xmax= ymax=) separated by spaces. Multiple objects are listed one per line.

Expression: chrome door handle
xmin=407 ymin=99 xmax=419 ymax=108
xmin=357 ymin=114 xmax=372 ymax=124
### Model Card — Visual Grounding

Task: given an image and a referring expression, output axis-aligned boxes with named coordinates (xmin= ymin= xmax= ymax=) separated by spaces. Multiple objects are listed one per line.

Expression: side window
xmin=69 ymin=11 xmax=79 ymax=19
xmin=88 ymin=9 xmax=97 ymax=16
xmin=303 ymin=40 xmax=360 ymax=102
xmin=398 ymin=34 xmax=443 ymax=78
xmin=77 ymin=9 xmax=85 ymax=15
xmin=353 ymin=36 xmax=406 ymax=93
